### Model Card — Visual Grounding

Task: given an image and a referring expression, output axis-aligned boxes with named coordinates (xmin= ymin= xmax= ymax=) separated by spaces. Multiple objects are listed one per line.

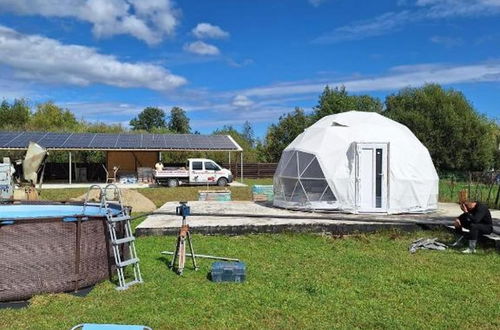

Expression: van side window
xmin=192 ymin=161 xmax=203 ymax=170
xmin=204 ymin=162 xmax=220 ymax=171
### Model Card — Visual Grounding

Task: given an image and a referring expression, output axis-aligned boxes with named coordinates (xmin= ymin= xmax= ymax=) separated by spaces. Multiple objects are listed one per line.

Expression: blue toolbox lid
xmin=211 ymin=261 xmax=246 ymax=273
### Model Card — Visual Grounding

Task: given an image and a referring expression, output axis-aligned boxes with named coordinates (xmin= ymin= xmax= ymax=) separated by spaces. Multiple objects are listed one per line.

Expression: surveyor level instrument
xmin=164 ymin=201 xmax=240 ymax=275
xmin=169 ymin=201 xmax=198 ymax=275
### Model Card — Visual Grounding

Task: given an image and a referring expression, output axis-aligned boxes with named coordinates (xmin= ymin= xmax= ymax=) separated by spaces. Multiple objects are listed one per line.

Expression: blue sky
xmin=0 ymin=0 xmax=499 ymax=137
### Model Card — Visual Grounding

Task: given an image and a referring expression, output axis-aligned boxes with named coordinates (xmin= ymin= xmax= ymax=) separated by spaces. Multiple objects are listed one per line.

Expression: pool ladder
xmin=84 ymin=184 xmax=143 ymax=291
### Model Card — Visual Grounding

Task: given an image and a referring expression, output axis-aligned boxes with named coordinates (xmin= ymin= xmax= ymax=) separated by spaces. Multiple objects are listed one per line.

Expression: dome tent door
xmin=355 ymin=143 xmax=388 ymax=213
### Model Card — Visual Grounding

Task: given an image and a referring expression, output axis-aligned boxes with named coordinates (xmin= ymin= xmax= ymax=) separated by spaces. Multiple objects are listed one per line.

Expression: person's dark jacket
xmin=465 ymin=202 xmax=492 ymax=226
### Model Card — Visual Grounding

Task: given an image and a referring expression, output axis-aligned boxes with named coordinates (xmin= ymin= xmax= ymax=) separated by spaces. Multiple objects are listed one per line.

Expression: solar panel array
xmin=0 ymin=132 xmax=241 ymax=151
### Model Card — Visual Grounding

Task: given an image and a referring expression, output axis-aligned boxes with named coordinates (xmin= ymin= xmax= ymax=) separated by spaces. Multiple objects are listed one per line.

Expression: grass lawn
xmin=0 ymin=225 xmax=498 ymax=329
xmin=30 ymin=178 xmax=271 ymax=208
xmin=239 ymin=178 xmax=273 ymax=186
xmin=138 ymin=186 xmax=252 ymax=207
xmin=29 ymin=178 xmax=499 ymax=211
xmin=38 ymin=188 xmax=88 ymax=201
xmin=138 ymin=179 xmax=272 ymax=208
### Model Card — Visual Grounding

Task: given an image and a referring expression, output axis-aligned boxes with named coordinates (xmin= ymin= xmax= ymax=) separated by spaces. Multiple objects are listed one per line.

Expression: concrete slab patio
xmin=136 ymin=201 xmax=500 ymax=236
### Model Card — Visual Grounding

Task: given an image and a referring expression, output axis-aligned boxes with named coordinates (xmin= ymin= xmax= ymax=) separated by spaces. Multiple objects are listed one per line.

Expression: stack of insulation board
xmin=252 ymin=185 xmax=274 ymax=202
xmin=119 ymin=174 xmax=138 ymax=184
xmin=198 ymin=189 xmax=232 ymax=201
xmin=137 ymin=167 xmax=154 ymax=183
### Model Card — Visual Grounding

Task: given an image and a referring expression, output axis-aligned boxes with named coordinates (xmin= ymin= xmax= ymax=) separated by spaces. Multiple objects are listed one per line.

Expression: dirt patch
xmin=71 ymin=189 xmax=157 ymax=213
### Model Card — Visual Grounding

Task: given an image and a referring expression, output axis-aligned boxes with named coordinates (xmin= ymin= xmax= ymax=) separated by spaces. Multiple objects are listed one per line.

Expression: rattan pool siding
xmin=0 ymin=215 xmax=120 ymax=302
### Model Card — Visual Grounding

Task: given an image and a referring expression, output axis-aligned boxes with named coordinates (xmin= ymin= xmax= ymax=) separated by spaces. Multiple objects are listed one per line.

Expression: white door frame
xmin=355 ymin=142 xmax=389 ymax=213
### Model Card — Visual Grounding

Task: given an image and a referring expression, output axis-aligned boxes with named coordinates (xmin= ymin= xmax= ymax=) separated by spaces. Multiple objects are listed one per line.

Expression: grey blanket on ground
xmin=409 ymin=238 xmax=448 ymax=253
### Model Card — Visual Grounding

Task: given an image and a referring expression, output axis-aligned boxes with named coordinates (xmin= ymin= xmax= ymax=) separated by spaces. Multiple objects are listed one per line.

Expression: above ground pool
xmin=0 ymin=203 xmax=121 ymax=219
xmin=0 ymin=201 xmax=126 ymax=302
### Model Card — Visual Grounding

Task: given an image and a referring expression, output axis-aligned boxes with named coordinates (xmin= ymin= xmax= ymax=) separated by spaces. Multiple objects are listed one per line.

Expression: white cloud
xmin=0 ymin=0 xmax=179 ymax=45
xmin=309 ymin=0 xmax=327 ymax=7
xmin=232 ymin=95 xmax=254 ymax=107
xmin=0 ymin=25 xmax=186 ymax=90
xmin=0 ymin=77 xmax=35 ymax=99
xmin=430 ymin=35 xmax=463 ymax=47
xmin=61 ymin=101 xmax=145 ymax=118
xmin=183 ymin=41 xmax=220 ymax=55
xmin=314 ymin=11 xmax=414 ymax=43
xmin=226 ymin=58 xmax=254 ymax=68
xmin=238 ymin=62 xmax=500 ymax=97
xmin=192 ymin=23 xmax=229 ymax=39
xmin=315 ymin=0 xmax=500 ymax=43
xmin=417 ymin=0 xmax=500 ymax=18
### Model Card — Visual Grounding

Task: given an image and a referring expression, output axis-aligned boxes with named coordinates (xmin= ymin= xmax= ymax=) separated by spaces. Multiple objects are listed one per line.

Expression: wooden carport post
xmin=69 ymin=151 xmax=72 ymax=185
xmin=240 ymin=151 xmax=243 ymax=183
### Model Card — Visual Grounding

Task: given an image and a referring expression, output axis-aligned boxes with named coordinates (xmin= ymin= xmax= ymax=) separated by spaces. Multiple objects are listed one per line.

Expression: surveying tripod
xmin=169 ymin=201 xmax=199 ymax=275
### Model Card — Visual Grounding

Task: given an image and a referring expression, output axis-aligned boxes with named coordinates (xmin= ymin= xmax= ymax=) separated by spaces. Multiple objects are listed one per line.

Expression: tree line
xmin=1 ymin=83 xmax=498 ymax=171
xmin=257 ymin=84 xmax=499 ymax=172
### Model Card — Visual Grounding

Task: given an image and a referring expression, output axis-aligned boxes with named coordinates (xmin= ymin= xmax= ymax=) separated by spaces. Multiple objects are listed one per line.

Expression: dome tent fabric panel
xmin=273 ymin=111 xmax=439 ymax=214
xmin=273 ymin=150 xmax=338 ymax=209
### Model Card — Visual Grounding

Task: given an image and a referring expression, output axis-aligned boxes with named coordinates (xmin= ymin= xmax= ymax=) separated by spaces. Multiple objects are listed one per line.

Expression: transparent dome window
xmin=274 ymin=150 xmax=337 ymax=209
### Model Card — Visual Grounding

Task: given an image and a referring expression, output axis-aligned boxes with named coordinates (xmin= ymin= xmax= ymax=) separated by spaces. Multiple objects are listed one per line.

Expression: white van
xmin=154 ymin=158 xmax=233 ymax=187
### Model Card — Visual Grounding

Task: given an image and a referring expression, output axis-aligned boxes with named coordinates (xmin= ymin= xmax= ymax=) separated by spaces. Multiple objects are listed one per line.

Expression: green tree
xmin=150 ymin=126 xmax=173 ymax=134
xmin=29 ymin=101 xmax=80 ymax=131
xmin=258 ymin=107 xmax=310 ymax=162
xmin=493 ymin=123 xmax=500 ymax=170
xmin=384 ymin=84 xmax=497 ymax=171
xmin=209 ymin=125 xmax=257 ymax=163
xmin=311 ymin=85 xmax=383 ymax=122
xmin=242 ymin=120 xmax=255 ymax=147
xmin=0 ymin=98 xmax=31 ymax=130
xmin=130 ymin=107 xmax=167 ymax=131
xmin=168 ymin=107 xmax=191 ymax=134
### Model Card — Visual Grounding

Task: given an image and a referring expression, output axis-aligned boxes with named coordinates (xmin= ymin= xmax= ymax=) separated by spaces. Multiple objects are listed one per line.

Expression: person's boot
xmin=462 ymin=240 xmax=477 ymax=254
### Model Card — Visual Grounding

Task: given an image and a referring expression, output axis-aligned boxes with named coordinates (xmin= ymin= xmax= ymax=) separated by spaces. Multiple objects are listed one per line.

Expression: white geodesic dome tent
xmin=273 ymin=111 xmax=439 ymax=214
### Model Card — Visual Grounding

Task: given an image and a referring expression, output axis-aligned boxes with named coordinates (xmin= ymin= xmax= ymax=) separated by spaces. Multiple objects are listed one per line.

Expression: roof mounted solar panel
xmin=62 ymin=133 xmax=95 ymax=149
xmin=90 ymin=133 xmax=120 ymax=149
xmin=212 ymin=135 xmax=238 ymax=149
xmin=164 ymin=134 xmax=185 ymax=149
xmin=189 ymin=134 xmax=213 ymax=149
xmin=38 ymin=132 xmax=72 ymax=148
xmin=0 ymin=131 xmax=242 ymax=151
xmin=0 ymin=132 xmax=22 ymax=148
xmin=116 ymin=134 xmax=141 ymax=149
xmin=8 ymin=132 xmax=46 ymax=148
xmin=142 ymin=134 xmax=161 ymax=149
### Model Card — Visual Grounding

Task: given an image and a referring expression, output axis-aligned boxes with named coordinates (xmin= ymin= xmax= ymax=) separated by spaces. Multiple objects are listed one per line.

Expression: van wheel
xmin=217 ymin=177 xmax=228 ymax=187
xmin=167 ymin=178 xmax=179 ymax=188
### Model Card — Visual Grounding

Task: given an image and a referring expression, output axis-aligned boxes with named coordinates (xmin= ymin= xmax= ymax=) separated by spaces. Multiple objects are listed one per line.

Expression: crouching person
xmin=454 ymin=201 xmax=493 ymax=253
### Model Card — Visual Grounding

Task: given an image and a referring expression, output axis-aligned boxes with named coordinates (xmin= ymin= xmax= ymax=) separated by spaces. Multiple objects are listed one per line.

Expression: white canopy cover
xmin=273 ymin=111 xmax=439 ymax=214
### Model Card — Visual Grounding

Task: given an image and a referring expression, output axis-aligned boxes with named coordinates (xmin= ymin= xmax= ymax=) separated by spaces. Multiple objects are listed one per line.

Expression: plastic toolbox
xmin=211 ymin=262 xmax=246 ymax=282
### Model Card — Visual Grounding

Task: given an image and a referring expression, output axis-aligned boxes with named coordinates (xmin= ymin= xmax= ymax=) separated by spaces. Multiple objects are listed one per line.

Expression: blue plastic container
xmin=211 ymin=262 xmax=246 ymax=283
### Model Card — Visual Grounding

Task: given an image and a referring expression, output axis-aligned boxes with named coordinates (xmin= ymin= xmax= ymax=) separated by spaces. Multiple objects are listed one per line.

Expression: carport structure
xmin=0 ymin=131 xmax=243 ymax=184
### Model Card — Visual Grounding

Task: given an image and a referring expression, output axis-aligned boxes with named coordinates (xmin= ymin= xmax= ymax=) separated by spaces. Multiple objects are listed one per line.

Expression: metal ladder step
xmin=108 ymin=215 xmax=131 ymax=222
xmin=116 ymin=279 xmax=143 ymax=291
xmin=117 ymin=258 xmax=139 ymax=268
xmin=95 ymin=183 xmax=143 ymax=291
xmin=113 ymin=236 xmax=135 ymax=245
